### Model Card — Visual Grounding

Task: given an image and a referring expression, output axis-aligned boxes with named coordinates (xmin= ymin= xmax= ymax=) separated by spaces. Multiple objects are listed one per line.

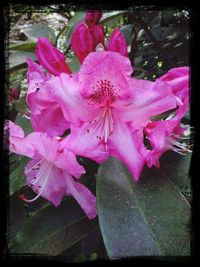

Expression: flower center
xmin=89 ymin=79 xmax=118 ymax=106
xmin=20 ymin=159 xmax=53 ymax=203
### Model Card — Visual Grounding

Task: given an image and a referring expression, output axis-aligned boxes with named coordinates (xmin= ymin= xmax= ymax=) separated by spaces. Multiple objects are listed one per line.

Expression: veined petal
xmin=120 ymin=78 xmax=177 ymax=128
xmin=108 ymin=122 xmax=148 ymax=181
xmin=158 ymin=66 xmax=189 ymax=101
xmin=25 ymin=132 xmax=85 ymax=175
xmin=62 ymin=123 xmax=109 ymax=164
xmin=27 ymin=60 xmax=69 ymax=136
xmin=46 ymin=73 xmax=99 ymax=126
xmin=79 ymin=51 xmax=133 ymax=100
xmin=65 ymin=172 xmax=97 ymax=219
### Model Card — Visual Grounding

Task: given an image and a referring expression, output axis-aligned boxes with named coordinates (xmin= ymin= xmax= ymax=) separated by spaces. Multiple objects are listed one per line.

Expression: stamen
xmin=24 ymin=159 xmax=43 ymax=174
xmin=21 ymin=160 xmax=53 ymax=203
xmin=88 ymin=107 xmax=114 ymax=149
xmin=22 ymin=112 xmax=30 ymax=120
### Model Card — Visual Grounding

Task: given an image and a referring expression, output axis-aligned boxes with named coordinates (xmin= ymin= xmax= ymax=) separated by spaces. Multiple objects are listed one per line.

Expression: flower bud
xmin=35 ymin=37 xmax=71 ymax=76
xmin=90 ymin=24 xmax=105 ymax=49
xmin=107 ymin=28 xmax=128 ymax=57
xmin=71 ymin=22 xmax=94 ymax=64
xmin=85 ymin=10 xmax=102 ymax=28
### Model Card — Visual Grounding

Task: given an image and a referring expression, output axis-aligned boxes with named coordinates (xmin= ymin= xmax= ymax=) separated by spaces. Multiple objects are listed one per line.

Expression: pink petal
xmin=79 ymin=51 xmax=133 ymax=100
xmin=120 ymin=78 xmax=177 ymax=128
xmin=108 ymin=122 xmax=148 ymax=181
xmin=5 ymin=120 xmax=35 ymax=158
xmin=35 ymin=37 xmax=71 ymax=76
xmin=27 ymin=61 xmax=69 ymax=136
xmin=65 ymin=172 xmax=97 ymax=219
xmin=63 ymin=123 xmax=109 ymax=164
xmin=24 ymin=133 xmax=82 ymax=175
xmin=46 ymin=73 xmax=99 ymax=126
xmin=107 ymin=28 xmax=128 ymax=57
xmin=158 ymin=66 xmax=189 ymax=101
xmin=25 ymin=159 xmax=67 ymax=206
xmin=70 ymin=22 xmax=94 ymax=64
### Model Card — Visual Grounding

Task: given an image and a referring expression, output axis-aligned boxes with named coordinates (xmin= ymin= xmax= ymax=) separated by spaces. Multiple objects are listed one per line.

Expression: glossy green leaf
xmin=100 ymin=11 xmax=127 ymax=24
xmin=8 ymin=51 xmax=36 ymax=72
xmin=120 ymin=24 xmax=133 ymax=46
xmin=11 ymin=198 xmax=98 ymax=255
xmin=22 ymin=24 xmax=56 ymax=43
xmin=97 ymin=155 xmax=191 ymax=259
xmin=9 ymin=41 xmax=36 ymax=52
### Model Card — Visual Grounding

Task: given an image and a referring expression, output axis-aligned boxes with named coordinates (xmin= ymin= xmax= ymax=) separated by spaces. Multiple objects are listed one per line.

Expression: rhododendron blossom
xmin=6 ymin=9 xmax=191 ymax=223
xmin=144 ymin=67 xmax=190 ymax=167
xmin=47 ymin=51 xmax=178 ymax=181
xmin=26 ymin=58 xmax=69 ymax=136
xmin=5 ymin=120 xmax=97 ymax=219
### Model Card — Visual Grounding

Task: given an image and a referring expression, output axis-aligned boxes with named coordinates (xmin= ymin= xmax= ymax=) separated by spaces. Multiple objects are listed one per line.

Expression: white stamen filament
xmin=24 ymin=159 xmax=43 ymax=174
xmin=89 ymin=107 xmax=114 ymax=148
xmin=168 ymin=136 xmax=192 ymax=155
xmin=21 ymin=160 xmax=53 ymax=203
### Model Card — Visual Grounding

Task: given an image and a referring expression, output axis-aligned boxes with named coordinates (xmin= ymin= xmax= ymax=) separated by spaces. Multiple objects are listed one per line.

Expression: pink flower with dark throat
xmin=35 ymin=37 xmax=72 ymax=76
xmin=47 ymin=51 xmax=177 ymax=181
xmin=6 ymin=121 xmax=97 ymax=219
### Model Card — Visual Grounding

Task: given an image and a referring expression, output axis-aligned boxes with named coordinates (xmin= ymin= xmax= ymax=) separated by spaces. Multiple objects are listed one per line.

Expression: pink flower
xmin=144 ymin=67 xmax=190 ymax=168
xmin=158 ymin=66 xmax=189 ymax=106
xmin=26 ymin=59 xmax=69 ymax=136
xmin=71 ymin=22 xmax=94 ymax=64
xmin=35 ymin=37 xmax=72 ymax=76
xmin=85 ymin=10 xmax=102 ymax=28
xmin=47 ymin=51 xmax=177 ymax=181
xmin=107 ymin=28 xmax=128 ymax=57
xmin=6 ymin=120 xmax=97 ymax=219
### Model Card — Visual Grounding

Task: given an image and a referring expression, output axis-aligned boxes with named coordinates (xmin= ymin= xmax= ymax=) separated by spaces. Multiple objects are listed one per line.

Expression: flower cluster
xmin=5 ymin=10 xmax=191 ymax=219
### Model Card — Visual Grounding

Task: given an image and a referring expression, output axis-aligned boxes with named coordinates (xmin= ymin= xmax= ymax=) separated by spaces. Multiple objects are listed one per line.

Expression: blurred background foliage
xmin=5 ymin=4 xmax=191 ymax=262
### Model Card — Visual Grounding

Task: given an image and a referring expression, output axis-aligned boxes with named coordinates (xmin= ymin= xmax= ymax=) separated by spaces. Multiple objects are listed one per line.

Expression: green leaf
xmin=22 ymin=24 xmax=56 ymax=43
xmin=100 ymin=11 xmax=127 ymax=24
xmin=9 ymin=41 xmax=37 ymax=52
xmin=15 ymin=113 xmax=33 ymax=135
xmin=11 ymin=198 xmax=98 ymax=255
xmin=120 ymin=24 xmax=133 ymax=46
xmin=67 ymin=12 xmax=85 ymax=27
xmin=67 ymin=55 xmax=80 ymax=73
xmin=97 ymin=155 xmax=191 ymax=259
xmin=9 ymin=156 xmax=28 ymax=196
xmin=8 ymin=51 xmax=36 ymax=72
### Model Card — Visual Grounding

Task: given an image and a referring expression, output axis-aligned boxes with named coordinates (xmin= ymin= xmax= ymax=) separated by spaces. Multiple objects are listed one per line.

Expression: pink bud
xmin=71 ymin=22 xmax=94 ymax=64
xmin=85 ymin=10 xmax=102 ymax=28
xmin=90 ymin=24 xmax=105 ymax=49
xmin=35 ymin=37 xmax=71 ymax=76
xmin=107 ymin=28 xmax=128 ymax=57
